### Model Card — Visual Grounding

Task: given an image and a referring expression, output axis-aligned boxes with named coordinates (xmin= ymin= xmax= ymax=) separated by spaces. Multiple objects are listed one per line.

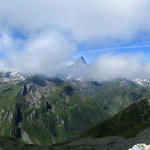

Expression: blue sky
xmin=77 ymin=46 xmax=150 ymax=63
xmin=11 ymin=28 xmax=150 ymax=63
xmin=76 ymin=33 xmax=150 ymax=63
xmin=1 ymin=0 xmax=150 ymax=80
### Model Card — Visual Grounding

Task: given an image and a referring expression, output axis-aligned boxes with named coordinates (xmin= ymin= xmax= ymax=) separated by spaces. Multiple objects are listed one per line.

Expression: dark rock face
xmin=46 ymin=101 xmax=52 ymax=110
xmin=11 ymin=126 xmax=22 ymax=139
xmin=23 ymin=85 xmax=28 ymax=96
xmin=14 ymin=104 xmax=22 ymax=125
xmin=64 ymin=85 xmax=73 ymax=96
xmin=75 ymin=56 xmax=87 ymax=65
xmin=4 ymin=72 xmax=11 ymax=78
xmin=28 ymin=85 xmax=36 ymax=93
xmin=28 ymin=76 xmax=47 ymax=87
xmin=10 ymin=104 xmax=23 ymax=139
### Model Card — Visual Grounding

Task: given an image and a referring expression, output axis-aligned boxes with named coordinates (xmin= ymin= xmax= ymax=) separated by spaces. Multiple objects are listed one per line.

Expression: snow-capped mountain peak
xmin=74 ymin=56 xmax=87 ymax=65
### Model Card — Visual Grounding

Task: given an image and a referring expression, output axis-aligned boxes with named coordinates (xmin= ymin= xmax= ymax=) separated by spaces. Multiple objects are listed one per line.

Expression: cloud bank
xmin=0 ymin=0 xmax=150 ymax=41
xmin=0 ymin=1 xmax=150 ymax=80
xmin=0 ymin=32 xmax=76 ymax=74
xmin=86 ymin=54 xmax=150 ymax=81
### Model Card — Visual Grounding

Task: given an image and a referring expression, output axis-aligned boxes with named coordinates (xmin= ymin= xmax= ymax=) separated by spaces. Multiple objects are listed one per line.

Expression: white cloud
xmin=0 ymin=0 xmax=150 ymax=41
xmin=0 ymin=0 xmax=150 ymax=79
xmin=0 ymin=32 xmax=76 ymax=74
xmin=55 ymin=53 xmax=150 ymax=81
xmin=80 ymin=53 xmax=150 ymax=81
xmin=0 ymin=32 xmax=150 ymax=80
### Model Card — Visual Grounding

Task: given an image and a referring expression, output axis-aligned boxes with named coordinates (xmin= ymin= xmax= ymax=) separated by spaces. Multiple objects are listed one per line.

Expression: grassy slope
xmin=0 ymin=83 xmax=21 ymax=137
xmin=92 ymin=79 xmax=150 ymax=116
xmin=21 ymin=84 xmax=106 ymax=145
xmin=0 ymin=78 xmax=150 ymax=145
xmin=88 ymin=97 xmax=150 ymax=138
xmin=0 ymin=80 xmax=107 ymax=145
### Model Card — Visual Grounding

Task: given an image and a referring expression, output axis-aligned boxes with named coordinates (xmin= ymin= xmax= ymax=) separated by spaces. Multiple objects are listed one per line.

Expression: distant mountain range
xmin=0 ymin=73 xmax=150 ymax=146
xmin=1 ymin=56 xmax=150 ymax=87
xmin=0 ymin=57 xmax=150 ymax=149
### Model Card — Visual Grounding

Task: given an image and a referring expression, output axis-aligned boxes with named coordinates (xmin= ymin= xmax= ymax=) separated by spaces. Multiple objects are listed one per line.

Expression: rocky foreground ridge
xmin=129 ymin=144 xmax=150 ymax=150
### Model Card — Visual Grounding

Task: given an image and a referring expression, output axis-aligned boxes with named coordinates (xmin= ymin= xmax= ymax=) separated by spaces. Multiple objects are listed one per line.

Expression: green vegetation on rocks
xmin=0 ymin=76 xmax=150 ymax=145
xmin=88 ymin=97 xmax=150 ymax=138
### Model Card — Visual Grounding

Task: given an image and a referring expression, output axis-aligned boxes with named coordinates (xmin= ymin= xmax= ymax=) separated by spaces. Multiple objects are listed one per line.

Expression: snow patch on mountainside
xmin=132 ymin=79 xmax=150 ymax=88
xmin=0 ymin=72 xmax=34 ymax=83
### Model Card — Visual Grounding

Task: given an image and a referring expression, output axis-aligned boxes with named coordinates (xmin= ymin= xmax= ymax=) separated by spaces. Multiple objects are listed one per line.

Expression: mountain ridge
xmin=51 ymin=97 xmax=150 ymax=150
xmin=0 ymin=77 xmax=149 ymax=149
